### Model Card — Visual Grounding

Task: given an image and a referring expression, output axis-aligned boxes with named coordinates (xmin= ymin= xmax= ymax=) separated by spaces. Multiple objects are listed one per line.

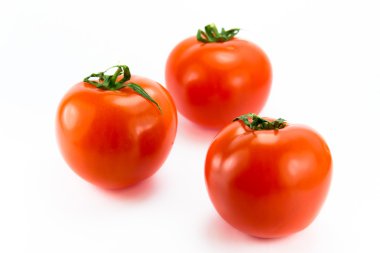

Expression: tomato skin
xmin=165 ymin=37 xmax=271 ymax=129
xmin=205 ymin=121 xmax=332 ymax=238
xmin=56 ymin=76 xmax=177 ymax=189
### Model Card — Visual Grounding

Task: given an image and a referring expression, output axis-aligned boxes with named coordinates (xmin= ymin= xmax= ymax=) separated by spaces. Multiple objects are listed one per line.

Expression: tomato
xmin=205 ymin=114 xmax=332 ymax=238
xmin=56 ymin=65 xmax=177 ymax=189
xmin=165 ymin=24 xmax=272 ymax=129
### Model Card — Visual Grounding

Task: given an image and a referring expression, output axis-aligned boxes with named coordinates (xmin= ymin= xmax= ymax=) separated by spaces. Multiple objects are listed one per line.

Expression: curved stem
xmin=83 ymin=65 xmax=161 ymax=112
xmin=234 ymin=113 xmax=286 ymax=130
xmin=110 ymin=67 xmax=122 ymax=86
xmin=197 ymin=23 xmax=240 ymax=43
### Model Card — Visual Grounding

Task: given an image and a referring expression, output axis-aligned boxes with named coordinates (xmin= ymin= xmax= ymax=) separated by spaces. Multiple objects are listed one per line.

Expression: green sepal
xmin=197 ymin=23 xmax=240 ymax=43
xmin=127 ymin=83 xmax=161 ymax=112
xmin=83 ymin=65 xmax=161 ymax=112
xmin=234 ymin=113 xmax=286 ymax=130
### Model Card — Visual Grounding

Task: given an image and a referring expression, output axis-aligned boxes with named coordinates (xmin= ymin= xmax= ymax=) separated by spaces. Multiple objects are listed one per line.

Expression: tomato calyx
xmin=83 ymin=65 xmax=161 ymax=112
xmin=234 ymin=113 xmax=286 ymax=130
xmin=197 ymin=23 xmax=240 ymax=43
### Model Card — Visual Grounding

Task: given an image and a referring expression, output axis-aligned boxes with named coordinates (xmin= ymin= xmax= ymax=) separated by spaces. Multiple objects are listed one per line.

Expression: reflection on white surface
xmin=2 ymin=0 xmax=380 ymax=252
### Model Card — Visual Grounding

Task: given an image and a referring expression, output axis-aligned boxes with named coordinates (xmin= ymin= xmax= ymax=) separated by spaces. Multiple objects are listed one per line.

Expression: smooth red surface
xmin=205 ymin=121 xmax=332 ymax=238
xmin=56 ymin=76 xmax=177 ymax=189
xmin=165 ymin=37 xmax=272 ymax=129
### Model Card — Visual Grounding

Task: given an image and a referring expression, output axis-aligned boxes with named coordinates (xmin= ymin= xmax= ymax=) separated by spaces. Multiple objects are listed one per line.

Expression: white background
xmin=1 ymin=0 xmax=380 ymax=252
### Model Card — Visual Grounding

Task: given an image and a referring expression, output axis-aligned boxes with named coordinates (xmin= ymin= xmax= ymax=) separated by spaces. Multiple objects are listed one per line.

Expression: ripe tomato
xmin=166 ymin=24 xmax=272 ymax=129
xmin=56 ymin=65 xmax=177 ymax=189
xmin=205 ymin=114 xmax=332 ymax=238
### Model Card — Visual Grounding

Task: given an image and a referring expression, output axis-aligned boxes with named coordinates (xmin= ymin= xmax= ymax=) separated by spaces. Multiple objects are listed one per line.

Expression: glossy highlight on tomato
xmin=166 ymin=24 xmax=272 ymax=129
xmin=205 ymin=114 xmax=332 ymax=238
xmin=56 ymin=65 xmax=177 ymax=189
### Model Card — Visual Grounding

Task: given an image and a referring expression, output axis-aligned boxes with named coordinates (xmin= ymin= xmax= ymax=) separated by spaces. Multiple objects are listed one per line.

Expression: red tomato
xmin=205 ymin=114 xmax=332 ymax=238
xmin=56 ymin=65 xmax=177 ymax=189
xmin=166 ymin=24 xmax=272 ymax=129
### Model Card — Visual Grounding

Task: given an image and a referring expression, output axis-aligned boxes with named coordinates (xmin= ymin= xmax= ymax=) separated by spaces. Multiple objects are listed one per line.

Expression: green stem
xmin=234 ymin=113 xmax=286 ymax=130
xmin=83 ymin=65 xmax=161 ymax=112
xmin=197 ymin=23 xmax=240 ymax=43
xmin=110 ymin=67 xmax=122 ymax=86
